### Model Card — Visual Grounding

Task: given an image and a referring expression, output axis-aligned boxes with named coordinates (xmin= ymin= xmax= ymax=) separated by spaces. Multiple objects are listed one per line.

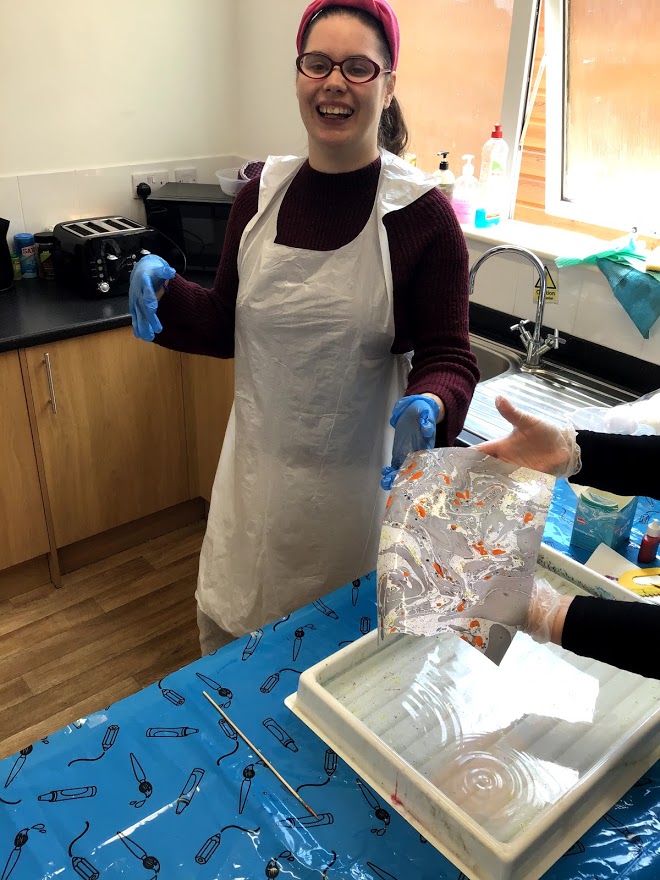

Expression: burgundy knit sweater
xmin=155 ymin=157 xmax=479 ymax=445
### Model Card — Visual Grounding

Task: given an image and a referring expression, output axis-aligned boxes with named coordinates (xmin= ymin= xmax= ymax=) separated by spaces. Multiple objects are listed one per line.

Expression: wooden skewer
xmin=202 ymin=690 xmax=319 ymax=819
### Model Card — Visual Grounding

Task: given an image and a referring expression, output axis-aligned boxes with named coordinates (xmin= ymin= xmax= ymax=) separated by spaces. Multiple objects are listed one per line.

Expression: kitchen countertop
xmin=0 ymin=272 xmax=213 ymax=354
xmin=0 ymin=278 xmax=132 ymax=353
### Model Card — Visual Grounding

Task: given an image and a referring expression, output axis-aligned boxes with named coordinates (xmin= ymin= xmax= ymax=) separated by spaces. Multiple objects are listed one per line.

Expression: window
xmin=392 ymin=0 xmax=659 ymax=241
xmin=545 ymin=0 xmax=660 ymax=236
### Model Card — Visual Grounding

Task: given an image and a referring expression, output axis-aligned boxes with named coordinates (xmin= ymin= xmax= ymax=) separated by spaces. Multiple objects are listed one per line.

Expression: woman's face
xmin=297 ymin=14 xmax=396 ymax=172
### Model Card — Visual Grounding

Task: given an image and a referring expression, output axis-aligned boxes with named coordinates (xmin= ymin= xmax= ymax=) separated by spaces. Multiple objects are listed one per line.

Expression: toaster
xmin=53 ymin=216 xmax=158 ymax=297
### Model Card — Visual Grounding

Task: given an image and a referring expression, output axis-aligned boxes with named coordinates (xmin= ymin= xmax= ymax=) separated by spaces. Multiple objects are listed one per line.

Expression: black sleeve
xmin=570 ymin=431 xmax=660 ymax=499
xmin=561 ymin=595 xmax=658 ymax=678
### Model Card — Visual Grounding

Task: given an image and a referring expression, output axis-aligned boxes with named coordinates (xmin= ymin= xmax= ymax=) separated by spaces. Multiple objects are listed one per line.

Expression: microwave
xmin=145 ymin=182 xmax=234 ymax=275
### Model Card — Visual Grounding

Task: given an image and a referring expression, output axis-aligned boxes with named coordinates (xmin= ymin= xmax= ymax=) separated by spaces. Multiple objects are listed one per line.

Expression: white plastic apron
xmin=197 ymin=151 xmax=438 ymax=635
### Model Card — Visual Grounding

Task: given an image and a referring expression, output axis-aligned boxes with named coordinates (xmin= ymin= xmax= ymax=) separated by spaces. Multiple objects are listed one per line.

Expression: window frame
xmin=544 ymin=0 xmax=658 ymax=236
xmin=500 ymin=0 xmax=543 ymax=221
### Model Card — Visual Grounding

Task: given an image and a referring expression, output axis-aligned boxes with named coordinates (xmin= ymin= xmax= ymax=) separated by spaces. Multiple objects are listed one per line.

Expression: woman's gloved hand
xmin=478 ymin=395 xmax=581 ymax=478
xmin=381 ymin=394 xmax=441 ymax=490
xmin=128 ymin=254 xmax=176 ymax=341
xmin=461 ymin=576 xmax=568 ymax=644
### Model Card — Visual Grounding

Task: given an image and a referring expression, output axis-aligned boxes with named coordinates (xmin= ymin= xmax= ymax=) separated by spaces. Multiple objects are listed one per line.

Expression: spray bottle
xmin=452 ymin=154 xmax=479 ymax=224
xmin=433 ymin=151 xmax=455 ymax=201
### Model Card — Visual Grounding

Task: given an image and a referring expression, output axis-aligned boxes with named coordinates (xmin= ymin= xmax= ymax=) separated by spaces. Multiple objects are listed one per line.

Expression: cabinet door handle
xmin=43 ymin=352 xmax=58 ymax=414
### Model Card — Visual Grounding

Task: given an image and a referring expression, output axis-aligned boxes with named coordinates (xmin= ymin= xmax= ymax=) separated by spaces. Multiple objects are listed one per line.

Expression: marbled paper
xmin=378 ymin=447 xmax=555 ymax=663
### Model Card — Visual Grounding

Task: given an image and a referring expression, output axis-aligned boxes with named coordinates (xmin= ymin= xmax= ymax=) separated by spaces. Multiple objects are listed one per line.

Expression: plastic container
xmin=638 ymin=519 xmax=660 ymax=563
xmin=215 ymin=167 xmax=250 ymax=198
xmin=34 ymin=232 xmax=56 ymax=280
xmin=433 ymin=150 xmax=455 ymax=201
xmin=452 ymin=154 xmax=479 ymax=224
xmin=475 ymin=123 xmax=509 ymax=227
xmin=286 ymin=557 xmax=660 ymax=880
xmin=14 ymin=232 xmax=38 ymax=278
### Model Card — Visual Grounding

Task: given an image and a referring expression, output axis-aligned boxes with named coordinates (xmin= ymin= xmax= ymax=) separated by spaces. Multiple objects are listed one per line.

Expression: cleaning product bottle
xmin=434 ymin=151 xmax=455 ymax=201
xmin=475 ymin=123 xmax=509 ymax=227
xmin=638 ymin=519 xmax=660 ymax=563
xmin=452 ymin=154 xmax=479 ymax=224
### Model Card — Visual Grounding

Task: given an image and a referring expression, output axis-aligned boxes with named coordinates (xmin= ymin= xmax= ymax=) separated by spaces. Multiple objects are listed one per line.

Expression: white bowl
xmin=215 ymin=167 xmax=249 ymax=198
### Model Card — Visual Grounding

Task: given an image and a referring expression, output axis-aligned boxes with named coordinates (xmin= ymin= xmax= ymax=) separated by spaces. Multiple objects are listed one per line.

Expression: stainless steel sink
xmin=467 ymin=334 xmax=637 ymax=441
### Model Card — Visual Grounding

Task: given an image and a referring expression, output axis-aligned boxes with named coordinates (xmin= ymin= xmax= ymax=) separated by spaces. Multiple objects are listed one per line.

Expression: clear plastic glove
xmin=477 ymin=395 xmax=581 ymax=478
xmin=381 ymin=394 xmax=441 ymax=490
xmin=128 ymin=254 xmax=176 ymax=341
xmin=464 ymin=576 xmax=565 ymax=644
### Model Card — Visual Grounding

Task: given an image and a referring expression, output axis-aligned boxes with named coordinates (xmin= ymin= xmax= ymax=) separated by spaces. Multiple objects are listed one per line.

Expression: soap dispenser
xmin=434 ymin=151 xmax=455 ymax=201
xmin=452 ymin=155 xmax=479 ymax=224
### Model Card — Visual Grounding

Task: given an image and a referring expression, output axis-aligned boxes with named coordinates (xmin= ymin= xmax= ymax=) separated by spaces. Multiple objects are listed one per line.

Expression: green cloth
xmin=595 ymin=258 xmax=660 ymax=339
xmin=556 ymin=236 xmax=660 ymax=338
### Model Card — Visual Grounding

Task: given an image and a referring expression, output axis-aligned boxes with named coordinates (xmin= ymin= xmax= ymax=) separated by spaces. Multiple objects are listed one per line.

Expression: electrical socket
xmin=174 ymin=166 xmax=198 ymax=183
xmin=132 ymin=169 xmax=169 ymax=198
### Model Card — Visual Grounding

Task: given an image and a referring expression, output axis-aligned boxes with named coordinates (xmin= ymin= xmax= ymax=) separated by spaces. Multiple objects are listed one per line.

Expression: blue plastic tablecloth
xmin=2 ymin=486 xmax=660 ymax=879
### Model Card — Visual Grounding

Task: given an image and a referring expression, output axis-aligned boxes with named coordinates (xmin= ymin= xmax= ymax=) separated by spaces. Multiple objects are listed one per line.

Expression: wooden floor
xmin=0 ymin=520 xmax=208 ymax=761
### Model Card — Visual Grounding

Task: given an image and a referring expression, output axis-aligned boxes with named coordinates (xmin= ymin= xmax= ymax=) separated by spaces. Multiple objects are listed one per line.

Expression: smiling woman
xmin=128 ymin=0 xmax=480 ymax=654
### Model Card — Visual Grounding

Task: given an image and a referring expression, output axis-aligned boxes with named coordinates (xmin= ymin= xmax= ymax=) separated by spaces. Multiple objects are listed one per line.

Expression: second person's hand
xmin=128 ymin=254 xmax=176 ymax=342
xmin=381 ymin=394 xmax=441 ymax=490
xmin=478 ymin=395 xmax=581 ymax=478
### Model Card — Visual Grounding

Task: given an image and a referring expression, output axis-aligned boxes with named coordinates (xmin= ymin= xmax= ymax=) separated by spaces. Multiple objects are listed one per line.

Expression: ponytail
xmin=378 ymin=95 xmax=409 ymax=157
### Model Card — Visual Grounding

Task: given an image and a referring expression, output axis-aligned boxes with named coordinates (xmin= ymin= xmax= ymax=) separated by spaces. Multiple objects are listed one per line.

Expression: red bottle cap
xmin=491 ymin=124 xmax=504 ymax=138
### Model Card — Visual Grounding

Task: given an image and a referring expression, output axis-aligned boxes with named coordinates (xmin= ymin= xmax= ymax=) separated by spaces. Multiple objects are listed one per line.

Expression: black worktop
xmin=0 ymin=273 xmax=214 ymax=353
xmin=0 ymin=278 xmax=131 ymax=353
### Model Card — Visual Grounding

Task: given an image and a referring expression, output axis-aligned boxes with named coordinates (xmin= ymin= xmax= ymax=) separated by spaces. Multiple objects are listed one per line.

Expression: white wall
xmin=234 ymin=0 xmax=308 ymax=159
xmin=0 ymin=0 xmax=236 ymax=175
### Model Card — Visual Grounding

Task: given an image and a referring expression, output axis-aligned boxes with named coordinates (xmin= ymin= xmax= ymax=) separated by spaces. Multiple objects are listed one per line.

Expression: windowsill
xmin=461 ymin=219 xmax=623 ymax=264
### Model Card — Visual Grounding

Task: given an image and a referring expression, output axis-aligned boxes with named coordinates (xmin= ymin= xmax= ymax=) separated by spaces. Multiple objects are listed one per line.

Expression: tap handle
xmin=509 ymin=319 xmax=531 ymax=331
xmin=547 ymin=328 xmax=566 ymax=349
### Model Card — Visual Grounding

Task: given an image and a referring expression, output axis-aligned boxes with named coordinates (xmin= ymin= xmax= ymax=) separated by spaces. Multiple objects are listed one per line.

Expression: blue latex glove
xmin=128 ymin=254 xmax=176 ymax=341
xmin=381 ymin=395 xmax=441 ymax=490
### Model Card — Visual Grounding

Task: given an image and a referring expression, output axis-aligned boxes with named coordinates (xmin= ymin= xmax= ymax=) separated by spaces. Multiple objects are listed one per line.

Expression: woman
xmin=478 ymin=395 xmax=660 ymax=678
xmin=129 ymin=0 xmax=479 ymax=653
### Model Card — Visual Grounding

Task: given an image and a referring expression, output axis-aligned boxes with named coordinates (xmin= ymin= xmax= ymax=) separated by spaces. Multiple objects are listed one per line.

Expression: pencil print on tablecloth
xmin=68 ymin=821 xmax=99 ymax=880
xmin=378 ymin=447 xmax=554 ymax=663
xmin=259 ymin=668 xmax=302 ymax=694
xmin=68 ymin=724 xmax=118 ymax=767
xmin=157 ymin=678 xmax=185 ymax=705
xmin=145 ymin=726 xmax=198 ymax=738
xmin=313 ymin=598 xmax=338 ymax=619
xmin=296 ymin=748 xmax=337 ymax=796
xmin=216 ymin=717 xmax=239 ymax=765
xmin=176 ymin=767 xmax=205 ymax=814
xmin=242 ymin=628 xmax=263 ymax=660
xmin=194 ymin=825 xmax=260 ymax=866
xmin=262 ymin=717 xmax=298 ymax=752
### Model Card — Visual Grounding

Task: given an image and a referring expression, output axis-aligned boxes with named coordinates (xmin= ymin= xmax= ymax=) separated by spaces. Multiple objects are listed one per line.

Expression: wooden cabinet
xmin=24 ymin=328 xmax=190 ymax=548
xmin=182 ymin=354 xmax=234 ymax=502
xmin=0 ymin=351 xmax=50 ymax=569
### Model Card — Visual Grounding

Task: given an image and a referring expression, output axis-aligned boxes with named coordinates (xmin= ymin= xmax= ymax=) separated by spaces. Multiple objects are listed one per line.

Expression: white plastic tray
xmin=286 ymin=559 xmax=660 ymax=880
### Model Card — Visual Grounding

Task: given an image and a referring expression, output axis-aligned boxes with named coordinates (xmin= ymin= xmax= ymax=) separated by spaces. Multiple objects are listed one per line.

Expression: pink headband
xmin=296 ymin=0 xmax=400 ymax=70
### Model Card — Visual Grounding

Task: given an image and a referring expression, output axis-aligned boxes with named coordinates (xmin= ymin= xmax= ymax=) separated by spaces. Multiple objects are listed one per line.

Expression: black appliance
xmin=0 ymin=217 xmax=14 ymax=292
xmin=145 ymin=182 xmax=233 ymax=275
xmin=52 ymin=216 xmax=158 ymax=297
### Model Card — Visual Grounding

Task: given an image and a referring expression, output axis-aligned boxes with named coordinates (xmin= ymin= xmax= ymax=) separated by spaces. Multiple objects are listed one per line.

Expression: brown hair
xmin=300 ymin=5 xmax=409 ymax=157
